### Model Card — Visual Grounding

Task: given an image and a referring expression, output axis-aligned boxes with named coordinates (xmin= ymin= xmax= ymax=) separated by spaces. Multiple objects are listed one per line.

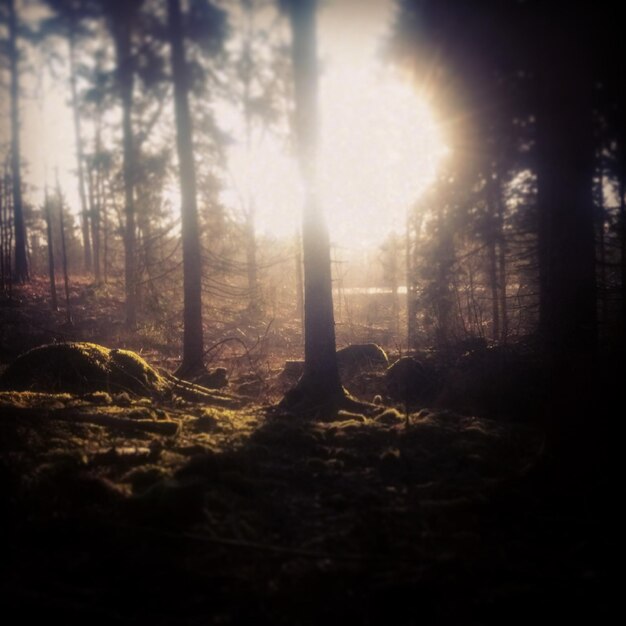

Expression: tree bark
xmin=496 ymin=172 xmax=508 ymax=342
xmin=68 ymin=24 xmax=92 ymax=274
xmin=486 ymin=173 xmax=500 ymax=341
xmin=285 ymin=0 xmax=343 ymax=405
xmin=57 ymin=183 xmax=72 ymax=324
xmin=44 ymin=185 xmax=58 ymax=311
xmin=535 ymin=22 xmax=598 ymax=477
xmin=168 ymin=0 xmax=204 ymax=374
xmin=596 ymin=167 xmax=607 ymax=329
xmin=112 ymin=11 xmax=137 ymax=329
xmin=619 ymin=163 xmax=626 ymax=334
xmin=294 ymin=229 xmax=304 ymax=334
xmin=7 ymin=0 xmax=28 ymax=283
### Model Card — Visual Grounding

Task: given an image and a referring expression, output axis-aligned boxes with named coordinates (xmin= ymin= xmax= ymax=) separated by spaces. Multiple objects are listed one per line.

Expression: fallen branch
xmin=0 ymin=405 xmax=180 ymax=436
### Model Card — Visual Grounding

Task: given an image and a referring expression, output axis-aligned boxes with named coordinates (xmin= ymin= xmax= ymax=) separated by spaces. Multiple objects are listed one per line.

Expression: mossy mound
xmin=0 ymin=342 xmax=167 ymax=396
xmin=337 ymin=343 xmax=388 ymax=372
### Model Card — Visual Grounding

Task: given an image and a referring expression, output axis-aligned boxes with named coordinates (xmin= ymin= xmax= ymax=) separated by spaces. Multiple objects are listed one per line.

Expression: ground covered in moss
xmin=0 ymin=388 xmax=609 ymax=625
xmin=0 ymin=280 xmax=611 ymax=625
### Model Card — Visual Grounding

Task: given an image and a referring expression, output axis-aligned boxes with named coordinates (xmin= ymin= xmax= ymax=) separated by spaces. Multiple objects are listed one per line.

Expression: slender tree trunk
xmin=388 ymin=231 xmax=400 ymax=336
xmin=486 ymin=174 xmax=500 ymax=341
xmin=68 ymin=25 xmax=92 ymax=274
xmin=496 ymin=173 xmax=508 ymax=342
xmin=0 ymin=177 xmax=5 ymax=291
xmin=44 ymin=186 xmax=58 ymax=311
xmin=619 ymin=163 xmax=626 ymax=334
xmin=113 ymin=14 xmax=137 ymax=329
xmin=2 ymin=166 xmax=12 ymax=290
xmin=286 ymin=0 xmax=343 ymax=404
xmin=168 ymin=0 xmax=204 ymax=374
xmin=8 ymin=0 xmax=28 ymax=283
xmin=435 ymin=204 xmax=453 ymax=347
xmin=87 ymin=163 xmax=101 ymax=283
xmin=294 ymin=229 xmax=304 ymax=335
xmin=57 ymin=184 xmax=72 ymax=324
xmin=245 ymin=208 xmax=259 ymax=311
xmin=240 ymin=15 xmax=260 ymax=314
xmin=406 ymin=212 xmax=415 ymax=349
xmin=596 ymin=168 xmax=607 ymax=330
xmin=103 ymin=176 xmax=111 ymax=284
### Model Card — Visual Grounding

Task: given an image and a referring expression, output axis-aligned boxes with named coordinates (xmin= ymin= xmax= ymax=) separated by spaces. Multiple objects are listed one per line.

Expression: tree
xmin=167 ymin=0 xmax=204 ymax=374
xmin=281 ymin=0 xmax=344 ymax=412
xmin=43 ymin=184 xmax=58 ymax=310
xmin=106 ymin=0 xmax=141 ymax=329
xmin=4 ymin=0 xmax=28 ymax=282
xmin=533 ymin=11 xmax=598 ymax=476
xmin=40 ymin=0 xmax=94 ymax=273
xmin=392 ymin=0 xmax=620 ymax=489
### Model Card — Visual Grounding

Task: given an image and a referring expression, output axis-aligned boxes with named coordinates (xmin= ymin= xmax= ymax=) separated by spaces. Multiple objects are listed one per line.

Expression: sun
xmin=219 ymin=2 xmax=447 ymax=249
xmin=318 ymin=64 xmax=445 ymax=248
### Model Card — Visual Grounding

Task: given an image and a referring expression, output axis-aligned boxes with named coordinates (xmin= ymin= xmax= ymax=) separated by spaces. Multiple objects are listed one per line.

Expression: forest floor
xmin=0 ymin=279 xmax=611 ymax=625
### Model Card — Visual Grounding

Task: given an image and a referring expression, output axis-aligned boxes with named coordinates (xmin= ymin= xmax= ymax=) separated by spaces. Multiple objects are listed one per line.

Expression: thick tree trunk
xmin=285 ymin=0 xmax=343 ymax=405
xmin=68 ymin=26 xmax=92 ymax=274
xmin=113 ymin=15 xmax=137 ymax=329
xmin=168 ymin=0 xmax=204 ymax=374
xmin=535 ymin=24 xmax=599 ymax=478
xmin=8 ymin=0 xmax=28 ymax=283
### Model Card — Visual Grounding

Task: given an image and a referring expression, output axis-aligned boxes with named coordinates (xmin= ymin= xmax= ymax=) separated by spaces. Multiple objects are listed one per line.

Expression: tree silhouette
xmin=280 ymin=0 xmax=344 ymax=413
xmin=167 ymin=0 xmax=204 ymax=375
xmin=106 ymin=0 xmax=142 ymax=329
xmin=40 ymin=0 xmax=95 ymax=274
xmin=3 ymin=0 xmax=28 ymax=282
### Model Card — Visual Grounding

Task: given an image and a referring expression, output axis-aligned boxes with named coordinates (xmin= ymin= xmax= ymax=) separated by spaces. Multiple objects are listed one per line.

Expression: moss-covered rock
xmin=337 ymin=343 xmax=388 ymax=374
xmin=0 ymin=342 xmax=167 ymax=396
xmin=386 ymin=356 xmax=437 ymax=404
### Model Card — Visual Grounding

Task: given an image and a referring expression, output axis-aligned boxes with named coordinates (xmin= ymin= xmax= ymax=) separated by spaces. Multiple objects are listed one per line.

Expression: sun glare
xmin=318 ymin=65 xmax=445 ymax=248
xmin=219 ymin=1 xmax=447 ymax=249
xmin=23 ymin=0 xmax=447 ymax=251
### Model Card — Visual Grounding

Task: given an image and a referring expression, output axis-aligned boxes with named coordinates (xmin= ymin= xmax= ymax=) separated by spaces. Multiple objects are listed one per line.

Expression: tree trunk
xmin=44 ymin=186 xmax=58 ymax=311
xmin=245 ymin=209 xmax=259 ymax=312
xmin=88 ymin=162 xmax=101 ymax=283
xmin=486 ymin=174 xmax=500 ymax=341
xmin=285 ymin=0 xmax=343 ymax=406
xmin=0 ymin=175 xmax=6 ymax=291
xmin=496 ymin=172 xmax=508 ymax=342
xmin=294 ymin=229 xmax=304 ymax=335
xmin=112 ymin=13 xmax=137 ymax=329
xmin=8 ymin=0 xmax=28 ymax=283
xmin=68 ymin=25 xmax=92 ymax=274
xmin=596 ymin=167 xmax=607 ymax=330
xmin=619 ymin=163 xmax=626 ymax=334
xmin=535 ymin=23 xmax=598 ymax=479
xmin=57 ymin=184 xmax=72 ymax=324
xmin=405 ymin=216 xmax=416 ymax=349
xmin=168 ymin=0 xmax=204 ymax=374
xmin=240 ymin=13 xmax=260 ymax=315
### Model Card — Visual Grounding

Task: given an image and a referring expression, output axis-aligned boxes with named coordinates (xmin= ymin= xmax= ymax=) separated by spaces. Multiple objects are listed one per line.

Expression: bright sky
xmin=21 ymin=0 xmax=446 ymax=250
